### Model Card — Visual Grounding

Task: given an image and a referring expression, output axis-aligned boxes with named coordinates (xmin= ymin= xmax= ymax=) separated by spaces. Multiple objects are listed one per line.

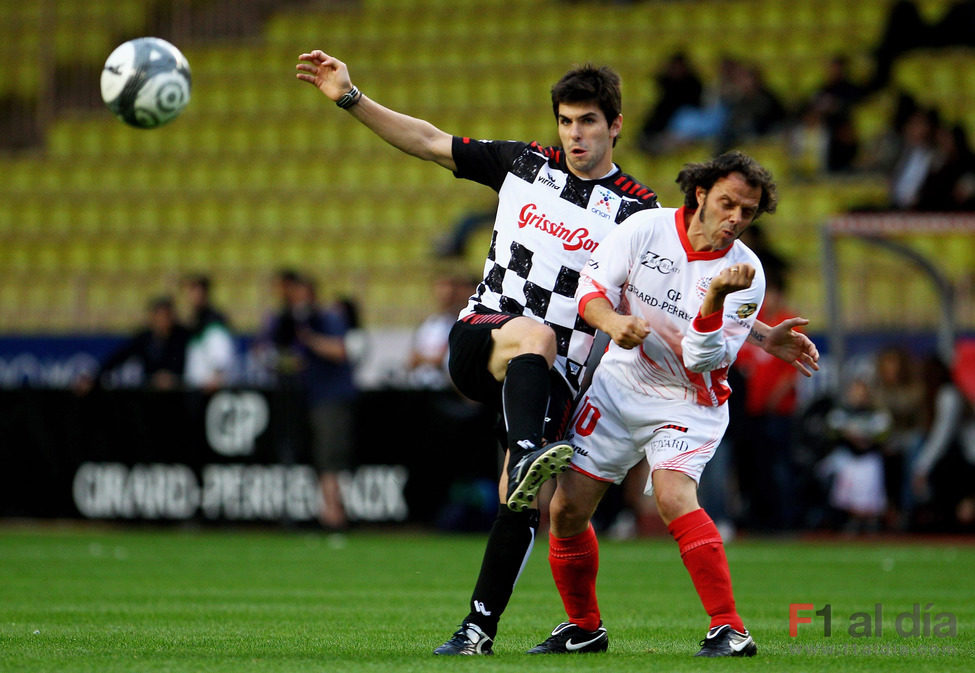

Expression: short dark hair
xmin=182 ymin=273 xmax=211 ymax=294
xmin=147 ymin=295 xmax=174 ymax=313
xmin=551 ymin=64 xmax=622 ymax=131
xmin=276 ymin=268 xmax=301 ymax=284
xmin=676 ymin=150 xmax=778 ymax=217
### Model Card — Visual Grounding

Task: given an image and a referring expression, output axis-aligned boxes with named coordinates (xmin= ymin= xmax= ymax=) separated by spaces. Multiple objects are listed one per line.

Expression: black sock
xmin=502 ymin=353 xmax=550 ymax=452
xmin=465 ymin=505 xmax=541 ymax=638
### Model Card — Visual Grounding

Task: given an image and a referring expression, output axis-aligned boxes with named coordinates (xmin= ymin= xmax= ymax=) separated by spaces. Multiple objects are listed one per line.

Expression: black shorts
xmin=448 ymin=308 xmax=576 ymax=443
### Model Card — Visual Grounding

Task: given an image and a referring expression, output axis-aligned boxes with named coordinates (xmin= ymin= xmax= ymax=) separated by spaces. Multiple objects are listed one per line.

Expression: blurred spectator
xmin=636 ymin=51 xmax=704 ymax=155
xmin=733 ymin=266 xmax=802 ymax=530
xmin=916 ymin=123 xmax=975 ymax=211
xmin=252 ymin=268 xmax=302 ymax=380
xmin=406 ymin=273 xmax=472 ymax=388
xmin=331 ymin=294 xmax=369 ymax=368
xmin=911 ymin=356 xmax=975 ymax=530
xmin=181 ymin=274 xmax=237 ymax=391
xmin=251 ymin=268 xmax=307 ymax=466
xmin=856 ymin=91 xmax=920 ymax=177
xmin=788 ymin=56 xmax=864 ymax=176
xmin=817 ymin=377 xmax=892 ymax=534
xmin=716 ymin=62 xmax=787 ymax=153
xmin=253 ymin=275 xmax=362 ymax=522
xmin=888 ymin=107 xmax=938 ymax=210
xmin=868 ymin=0 xmax=975 ymax=92
xmin=292 ymin=276 xmax=358 ymax=530
xmin=656 ymin=58 xmax=786 ymax=155
xmin=75 ymin=295 xmax=188 ymax=393
xmin=872 ymin=347 xmax=925 ymax=528
xmin=655 ymin=56 xmax=739 ymax=151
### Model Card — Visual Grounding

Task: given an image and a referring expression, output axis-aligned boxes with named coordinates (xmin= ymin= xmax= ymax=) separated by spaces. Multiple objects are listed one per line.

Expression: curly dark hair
xmin=551 ymin=64 xmax=622 ymax=139
xmin=676 ymin=150 xmax=778 ymax=217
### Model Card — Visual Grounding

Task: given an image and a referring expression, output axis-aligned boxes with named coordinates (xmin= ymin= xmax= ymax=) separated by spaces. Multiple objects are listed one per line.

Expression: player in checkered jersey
xmin=528 ymin=152 xmax=780 ymax=658
xmin=297 ymin=53 xmax=818 ymax=655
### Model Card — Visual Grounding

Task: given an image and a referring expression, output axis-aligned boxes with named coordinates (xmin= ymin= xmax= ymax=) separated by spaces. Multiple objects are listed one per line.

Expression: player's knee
xmin=515 ymin=321 xmax=557 ymax=362
xmin=654 ymin=488 xmax=697 ymax=524
xmin=550 ymin=497 xmax=592 ymax=536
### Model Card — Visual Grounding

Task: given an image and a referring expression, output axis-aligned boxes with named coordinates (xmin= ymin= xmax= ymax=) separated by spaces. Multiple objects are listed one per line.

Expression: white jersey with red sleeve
xmin=576 ymin=206 xmax=765 ymax=407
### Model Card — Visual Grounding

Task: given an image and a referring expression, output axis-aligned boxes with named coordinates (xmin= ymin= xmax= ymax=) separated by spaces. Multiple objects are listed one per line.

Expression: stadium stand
xmin=0 ymin=0 xmax=971 ymax=334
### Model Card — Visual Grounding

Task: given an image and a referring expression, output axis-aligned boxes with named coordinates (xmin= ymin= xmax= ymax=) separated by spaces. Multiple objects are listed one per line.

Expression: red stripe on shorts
xmin=462 ymin=312 xmax=510 ymax=325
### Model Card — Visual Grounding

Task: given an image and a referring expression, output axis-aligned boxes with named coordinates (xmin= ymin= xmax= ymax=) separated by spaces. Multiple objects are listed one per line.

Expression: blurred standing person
xmin=872 ymin=347 xmax=925 ymax=528
xmin=817 ymin=378 xmax=892 ymax=534
xmin=181 ymin=274 xmax=237 ymax=391
xmin=733 ymin=266 xmax=802 ymax=530
xmin=252 ymin=268 xmax=306 ymax=465
xmin=911 ymin=356 xmax=975 ymax=530
xmin=406 ymin=273 xmax=472 ymax=389
xmin=294 ymin=276 xmax=358 ymax=530
xmin=252 ymin=268 xmax=302 ymax=380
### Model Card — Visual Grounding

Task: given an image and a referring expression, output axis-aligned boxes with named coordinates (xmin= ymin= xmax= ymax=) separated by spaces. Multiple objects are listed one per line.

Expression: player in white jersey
xmin=529 ymin=152 xmax=776 ymax=658
xmin=297 ymin=53 xmax=817 ymax=656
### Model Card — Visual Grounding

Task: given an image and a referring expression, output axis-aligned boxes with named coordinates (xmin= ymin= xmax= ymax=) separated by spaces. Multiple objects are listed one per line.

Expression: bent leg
xmin=487 ymin=316 xmax=557 ymax=381
xmin=492 ymin=317 xmax=557 ymax=458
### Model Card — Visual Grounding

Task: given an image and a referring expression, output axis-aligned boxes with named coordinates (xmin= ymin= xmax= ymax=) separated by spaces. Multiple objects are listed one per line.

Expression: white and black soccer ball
xmin=100 ymin=37 xmax=191 ymax=129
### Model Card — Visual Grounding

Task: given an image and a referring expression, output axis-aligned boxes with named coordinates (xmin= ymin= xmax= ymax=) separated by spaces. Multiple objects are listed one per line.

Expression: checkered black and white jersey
xmin=451 ymin=137 xmax=658 ymax=394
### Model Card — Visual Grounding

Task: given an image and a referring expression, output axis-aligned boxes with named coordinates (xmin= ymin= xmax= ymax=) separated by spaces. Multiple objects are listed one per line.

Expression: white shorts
xmin=567 ymin=368 xmax=729 ymax=495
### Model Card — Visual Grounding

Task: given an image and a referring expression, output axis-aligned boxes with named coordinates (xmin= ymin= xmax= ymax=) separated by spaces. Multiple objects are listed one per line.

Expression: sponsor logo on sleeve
xmin=736 ymin=303 xmax=758 ymax=319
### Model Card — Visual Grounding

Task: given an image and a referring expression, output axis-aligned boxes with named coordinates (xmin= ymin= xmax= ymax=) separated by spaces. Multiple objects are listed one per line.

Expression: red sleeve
xmin=691 ymin=308 xmax=723 ymax=333
xmin=578 ymin=290 xmax=608 ymax=320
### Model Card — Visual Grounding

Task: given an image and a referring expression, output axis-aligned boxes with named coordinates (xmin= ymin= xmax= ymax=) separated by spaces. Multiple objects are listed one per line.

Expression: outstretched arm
xmin=749 ymin=317 xmax=820 ymax=377
xmin=296 ymin=50 xmax=456 ymax=170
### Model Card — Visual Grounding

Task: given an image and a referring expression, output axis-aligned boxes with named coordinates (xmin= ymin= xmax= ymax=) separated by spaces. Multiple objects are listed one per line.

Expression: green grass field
xmin=1 ymin=524 xmax=972 ymax=672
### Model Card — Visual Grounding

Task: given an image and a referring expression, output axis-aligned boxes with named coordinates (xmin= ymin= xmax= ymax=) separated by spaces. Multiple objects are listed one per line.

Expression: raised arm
xmin=296 ymin=50 xmax=456 ymax=170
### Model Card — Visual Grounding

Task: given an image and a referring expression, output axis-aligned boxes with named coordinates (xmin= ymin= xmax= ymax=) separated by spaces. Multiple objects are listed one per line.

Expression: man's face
xmin=556 ymin=102 xmax=621 ymax=179
xmin=695 ymin=172 xmax=762 ymax=250
xmin=149 ymin=306 xmax=174 ymax=335
xmin=183 ymin=283 xmax=206 ymax=309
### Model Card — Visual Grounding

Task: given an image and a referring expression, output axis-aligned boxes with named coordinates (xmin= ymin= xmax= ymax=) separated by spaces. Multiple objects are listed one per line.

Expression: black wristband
xmin=336 ymin=85 xmax=361 ymax=109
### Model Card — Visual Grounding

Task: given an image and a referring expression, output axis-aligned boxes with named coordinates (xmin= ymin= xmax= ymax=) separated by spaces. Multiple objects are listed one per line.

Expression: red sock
xmin=549 ymin=524 xmax=600 ymax=631
xmin=668 ymin=508 xmax=744 ymax=632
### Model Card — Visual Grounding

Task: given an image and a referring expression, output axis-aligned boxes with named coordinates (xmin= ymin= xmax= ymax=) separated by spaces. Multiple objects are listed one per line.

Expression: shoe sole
xmin=507 ymin=443 xmax=573 ymax=511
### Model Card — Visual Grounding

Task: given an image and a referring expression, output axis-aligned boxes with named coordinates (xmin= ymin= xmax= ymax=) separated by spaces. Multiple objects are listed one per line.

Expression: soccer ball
xmin=100 ymin=37 xmax=191 ymax=129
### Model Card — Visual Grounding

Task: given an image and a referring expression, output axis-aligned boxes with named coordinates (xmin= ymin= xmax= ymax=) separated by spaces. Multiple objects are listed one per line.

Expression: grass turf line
xmin=0 ymin=526 xmax=972 ymax=672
